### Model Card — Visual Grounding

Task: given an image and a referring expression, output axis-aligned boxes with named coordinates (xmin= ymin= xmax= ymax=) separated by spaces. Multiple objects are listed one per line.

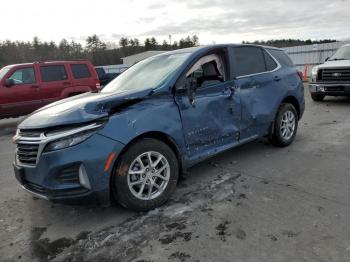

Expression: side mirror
xmin=325 ymin=57 xmax=330 ymax=62
xmin=5 ymin=79 xmax=15 ymax=88
xmin=186 ymin=77 xmax=198 ymax=106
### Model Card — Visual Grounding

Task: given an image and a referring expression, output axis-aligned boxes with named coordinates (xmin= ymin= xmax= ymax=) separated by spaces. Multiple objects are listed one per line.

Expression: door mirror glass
xmin=5 ymin=78 xmax=15 ymax=87
xmin=185 ymin=77 xmax=198 ymax=106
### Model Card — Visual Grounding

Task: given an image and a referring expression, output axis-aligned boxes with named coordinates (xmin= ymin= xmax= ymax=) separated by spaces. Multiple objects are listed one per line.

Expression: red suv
xmin=0 ymin=60 xmax=100 ymax=118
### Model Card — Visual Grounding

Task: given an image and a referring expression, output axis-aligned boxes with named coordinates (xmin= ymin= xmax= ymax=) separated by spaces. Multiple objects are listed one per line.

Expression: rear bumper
xmin=309 ymin=82 xmax=350 ymax=96
xmin=13 ymin=134 xmax=125 ymax=205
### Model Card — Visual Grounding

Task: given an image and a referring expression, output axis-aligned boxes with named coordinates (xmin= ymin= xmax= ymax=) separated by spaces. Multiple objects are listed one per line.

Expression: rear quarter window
xmin=268 ymin=49 xmax=294 ymax=67
xmin=40 ymin=65 xmax=68 ymax=82
xmin=263 ymin=50 xmax=278 ymax=71
xmin=71 ymin=64 xmax=92 ymax=79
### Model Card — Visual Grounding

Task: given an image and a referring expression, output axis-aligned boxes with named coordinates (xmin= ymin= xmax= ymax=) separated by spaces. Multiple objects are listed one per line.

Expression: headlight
xmin=311 ymin=66 xmax=319 ymax=81
xmin=45 ymin=130 xmax=96 ymax=152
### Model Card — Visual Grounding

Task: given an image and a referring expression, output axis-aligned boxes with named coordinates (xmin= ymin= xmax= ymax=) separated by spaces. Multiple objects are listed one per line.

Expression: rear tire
xmin=311 ymin=93 xmax=325 ymax=102
xmin=113 ymin=138 xmax=179 ymax=211
xmin=270 ymin=103 xmax=298 ymax=147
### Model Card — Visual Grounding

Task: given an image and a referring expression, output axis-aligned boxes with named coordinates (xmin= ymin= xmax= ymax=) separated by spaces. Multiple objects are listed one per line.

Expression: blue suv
xmin=13 ymin=44 xmax=305 ymax=211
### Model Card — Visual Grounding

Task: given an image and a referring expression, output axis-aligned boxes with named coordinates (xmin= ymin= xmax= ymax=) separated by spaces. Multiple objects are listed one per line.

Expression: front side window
xmin=71 ymin=64 xmax=91 ymax=79
xmin=8 ymin=67 xmax=36 ymax=84
xmin=0 ymin=65 xmax=13 ymax=80
xmin=40 ymin=65 xmax=68 ymax=82
xmin=185 ymin=54 xmax=225 ymax=88
xmin=232 ymin=47 xmax=266 ymax=77
xmin=102 ymin=53 xmax=191 ymax=93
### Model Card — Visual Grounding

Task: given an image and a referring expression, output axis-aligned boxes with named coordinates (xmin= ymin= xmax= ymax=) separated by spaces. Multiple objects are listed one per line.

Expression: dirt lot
xmin=1 ymin=87 xmax=350 ymax=262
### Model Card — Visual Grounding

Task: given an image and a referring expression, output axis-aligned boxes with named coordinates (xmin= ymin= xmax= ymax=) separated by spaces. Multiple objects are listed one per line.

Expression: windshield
xmin=102 ymin=53 xmax=191 ymax=93
xmin=329 ymin=46 xmax=350 ymax=61
xmin=0 ymin=65 xmax=12 ymax=80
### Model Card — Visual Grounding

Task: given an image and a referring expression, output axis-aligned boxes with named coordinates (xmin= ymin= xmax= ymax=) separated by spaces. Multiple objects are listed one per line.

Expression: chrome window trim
xmin=13 ymin=122 xmax=102 ymax=167
xmin=235 ymin=48 xmax=282 ymax=80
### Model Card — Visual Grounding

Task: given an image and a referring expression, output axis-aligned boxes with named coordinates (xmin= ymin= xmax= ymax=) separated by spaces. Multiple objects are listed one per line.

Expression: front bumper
xmin=309 ymin=82 xmax=350 ymax=96
xmin=13 ymin=134 xmax=125 ymax=205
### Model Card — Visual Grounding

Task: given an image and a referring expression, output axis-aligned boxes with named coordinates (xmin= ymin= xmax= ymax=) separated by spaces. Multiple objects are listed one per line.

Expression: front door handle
xmin=30 ymin=85 xmax=39 ymax=88
xmin=63 ymin=82 xmax=71 ymax=85
xmin=274 ymin=76 xmax=281 ymax=82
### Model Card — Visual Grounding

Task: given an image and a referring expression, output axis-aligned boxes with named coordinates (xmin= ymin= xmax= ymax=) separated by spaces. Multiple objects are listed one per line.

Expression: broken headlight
xmin=43 ymin=122 xmax=105 ymax=152
xmin=45 ymin=130 xmax=96 ymax=152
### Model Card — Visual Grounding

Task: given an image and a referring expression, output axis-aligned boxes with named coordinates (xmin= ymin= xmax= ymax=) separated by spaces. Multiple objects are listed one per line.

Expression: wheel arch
xmin=269 ymin=95 xmax=301 ymax=138
xmin=281 ymin=95 xmax=301 ymax=119
xmin=109 ymin=131 xmax=184 ymax=201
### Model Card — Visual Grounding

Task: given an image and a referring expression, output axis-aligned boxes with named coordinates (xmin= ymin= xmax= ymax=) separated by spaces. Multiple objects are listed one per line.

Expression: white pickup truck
xmin=309 ymin=44 xmax=350 ymax=101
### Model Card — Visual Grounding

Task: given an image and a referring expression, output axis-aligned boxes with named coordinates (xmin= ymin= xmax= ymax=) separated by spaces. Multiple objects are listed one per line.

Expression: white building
xmin=284 ymin=41 xmax=350 ymax=78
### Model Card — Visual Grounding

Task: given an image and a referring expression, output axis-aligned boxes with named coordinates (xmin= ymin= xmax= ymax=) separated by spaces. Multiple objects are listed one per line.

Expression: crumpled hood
xmin=19 ymin=88 xmax=152 ymax=129
xmin=318 ymin=59 xmax=350 ymax=69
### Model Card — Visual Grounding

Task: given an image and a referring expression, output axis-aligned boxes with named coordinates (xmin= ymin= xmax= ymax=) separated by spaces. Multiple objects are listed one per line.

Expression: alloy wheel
xmin=127 ymin=151 xmax=170 ymax=200
xmin=280 ymin=110 xmax=296 ymax=140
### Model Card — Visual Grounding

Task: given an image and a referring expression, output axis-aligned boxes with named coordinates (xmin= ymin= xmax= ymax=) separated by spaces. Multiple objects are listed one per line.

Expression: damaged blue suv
xmin=13 ymin=45 xmax=305 ymax=211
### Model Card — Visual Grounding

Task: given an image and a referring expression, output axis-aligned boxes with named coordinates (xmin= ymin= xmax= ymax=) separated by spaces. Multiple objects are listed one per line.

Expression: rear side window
xmin=268 ymin=49 xmax=294 ymax=67
xmin=231 ymin=47 xmax=266 ymax=77
xmin=40 ymin=65 xmax=68 ymax=82
xmin=263 ymin=50 xmax=278 ymax=71
xmin=71 ymin=64 xmax=91 ymax=79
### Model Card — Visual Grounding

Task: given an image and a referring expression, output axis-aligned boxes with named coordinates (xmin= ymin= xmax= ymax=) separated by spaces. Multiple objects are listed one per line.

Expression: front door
xmin=175 ymin=51 xmax=241 ymax=161
xmin=0 ymin=66 xmax=42 ymax=117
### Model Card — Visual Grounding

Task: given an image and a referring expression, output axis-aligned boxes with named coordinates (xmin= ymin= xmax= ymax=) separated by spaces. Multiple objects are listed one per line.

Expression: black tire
xmin=311 ymin=93 xmax=325 ymax=102
xmin=113 ymin=138 xmax=179 ymax=211
xmin=270 ymin=103 xmax=298 ymax=147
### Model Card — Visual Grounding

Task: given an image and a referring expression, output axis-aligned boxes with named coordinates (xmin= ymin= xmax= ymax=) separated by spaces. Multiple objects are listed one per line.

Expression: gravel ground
xmin=1 ymin=87 xmax=350 ymax=262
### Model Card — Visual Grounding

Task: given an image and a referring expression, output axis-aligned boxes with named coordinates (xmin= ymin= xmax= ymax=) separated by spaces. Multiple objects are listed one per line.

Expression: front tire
xmin=311 ymin=93 xmax=325 ymax=102
xmin=270 ymin=103 xmax=298 ymax=147
xmin=113 ymin=138 xmax=179 ymax=211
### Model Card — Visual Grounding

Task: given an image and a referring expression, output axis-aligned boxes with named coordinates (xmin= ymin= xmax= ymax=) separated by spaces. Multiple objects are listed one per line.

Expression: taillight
xmin=96 ymin=81 xmax=101 ymax=89
xmin=297 ymin=71 xmax=303 ymax=81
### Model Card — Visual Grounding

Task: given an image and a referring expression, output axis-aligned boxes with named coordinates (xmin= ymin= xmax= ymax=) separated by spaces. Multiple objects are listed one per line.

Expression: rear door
xmin=0 ymin=66 xmax=43 ymax=116
xmin=69 ymin=63 xmax=94 ymax=89
xmin=230 ymin=46 xmax=281 ymax=138
xmin=39 ymin=63 xmax=72 ymax=106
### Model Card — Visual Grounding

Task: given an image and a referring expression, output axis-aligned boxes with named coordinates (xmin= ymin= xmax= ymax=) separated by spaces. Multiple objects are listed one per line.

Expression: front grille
xmin=18 ymin=129 xmax=42 ymax=138
xmin=16 ymin=143 xmax=40 ymax=165
xmin=318 ymin=68 xmax=350 ymax=82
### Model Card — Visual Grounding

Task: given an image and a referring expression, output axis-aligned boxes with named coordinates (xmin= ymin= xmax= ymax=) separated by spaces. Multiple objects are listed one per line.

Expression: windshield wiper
xmin=329 ymin=58 xmax=347 ymax=61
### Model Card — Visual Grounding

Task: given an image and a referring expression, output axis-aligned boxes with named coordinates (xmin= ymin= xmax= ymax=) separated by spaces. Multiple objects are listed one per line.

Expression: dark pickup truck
xmin=95 ymin=67 xmax=120 ymax=87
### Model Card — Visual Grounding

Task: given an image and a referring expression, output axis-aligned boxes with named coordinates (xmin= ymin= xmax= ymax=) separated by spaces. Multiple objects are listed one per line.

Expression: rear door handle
xmin=63 ymin=82 xmax=71 ymax=85
xmin=30 ymin=85 xmax=39 ymax=88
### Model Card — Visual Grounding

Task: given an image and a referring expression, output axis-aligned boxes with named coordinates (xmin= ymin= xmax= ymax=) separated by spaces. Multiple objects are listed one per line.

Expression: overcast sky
xmin=1 ymin=0 xmax=349 ymax=45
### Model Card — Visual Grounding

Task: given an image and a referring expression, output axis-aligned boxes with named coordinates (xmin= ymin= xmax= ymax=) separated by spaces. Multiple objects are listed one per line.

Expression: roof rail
xmin=33 ymin=59 xmax=89 ymax=64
